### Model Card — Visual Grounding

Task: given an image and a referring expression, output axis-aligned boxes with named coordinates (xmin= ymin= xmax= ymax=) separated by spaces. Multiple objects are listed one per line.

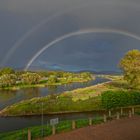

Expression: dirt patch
xmin=44 ymin=116 xmax=140 ymax=140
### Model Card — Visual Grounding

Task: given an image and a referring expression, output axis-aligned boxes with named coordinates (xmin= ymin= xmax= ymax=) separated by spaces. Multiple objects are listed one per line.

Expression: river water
xmin=0 ymin=77 xmax=109 ymax=132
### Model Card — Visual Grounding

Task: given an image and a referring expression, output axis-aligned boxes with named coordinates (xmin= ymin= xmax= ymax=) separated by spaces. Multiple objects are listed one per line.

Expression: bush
xmin=47 ymin=75 xmax=58 ymax=84
xmin=0 ymin=74 xmax=17 ymax=87
xmin=101 ymin=90 xmax=140 ymax=109
xmin=21 ymin=72 xmax=41 ymax=84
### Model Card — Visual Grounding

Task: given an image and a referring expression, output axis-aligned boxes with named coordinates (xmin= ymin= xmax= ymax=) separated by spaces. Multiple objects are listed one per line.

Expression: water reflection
xmin=0 ymin=111 xmax=105 ymax=132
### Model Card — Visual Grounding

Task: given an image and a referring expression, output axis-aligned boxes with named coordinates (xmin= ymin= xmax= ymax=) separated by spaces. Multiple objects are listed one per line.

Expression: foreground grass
xmin=0 ymin=117 xmax=103 ymax=140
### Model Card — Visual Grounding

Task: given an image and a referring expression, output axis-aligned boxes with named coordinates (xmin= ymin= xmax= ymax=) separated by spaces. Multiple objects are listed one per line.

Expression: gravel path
xmin=45 ymin=116 xmax=140 ymax=140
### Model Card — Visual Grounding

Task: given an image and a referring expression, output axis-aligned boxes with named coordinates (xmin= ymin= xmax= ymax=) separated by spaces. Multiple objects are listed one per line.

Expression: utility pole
xmin=41 ymin=102 xmax=44 ymax=138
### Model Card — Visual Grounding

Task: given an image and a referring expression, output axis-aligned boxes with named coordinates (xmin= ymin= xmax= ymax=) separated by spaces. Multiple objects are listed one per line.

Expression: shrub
xmin=0 ymin=74 xmax=17 ymax=87
xmin=21 ymin=72 xmax=41 ymax=84
xmin=101 ymin=90 xmax=140 ymax=109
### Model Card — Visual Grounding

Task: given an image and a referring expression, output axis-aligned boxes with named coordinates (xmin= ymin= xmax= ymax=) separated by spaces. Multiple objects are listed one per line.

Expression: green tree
xmin=120 ymin=50 xmax=140 ymax=89
xmin=80 ymin=72 xmax=92 ymax=79
xmin=47 ymin=75 xmax=58 ymax=84
xmin=0 ymin=74 xmax=17 ymax=87
xmin=0 ymin=67 xmax=15 ymax=76
xmin=21 ymin=72 xmax=41 ymax=84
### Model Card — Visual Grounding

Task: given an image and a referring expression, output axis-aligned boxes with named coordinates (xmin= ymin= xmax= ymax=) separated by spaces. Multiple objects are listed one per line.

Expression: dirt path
xmin=45 ymin=116 xmax=140 ymax=140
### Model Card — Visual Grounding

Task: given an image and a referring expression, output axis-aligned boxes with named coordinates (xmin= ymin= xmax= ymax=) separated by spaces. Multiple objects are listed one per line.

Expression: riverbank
xmin=0 ymin=95 xmax=102 ymax=116
xmin=0 ymin=78 xmax=127 ymax=117
xmin=0 ymin=78 xmax=93 ymax=90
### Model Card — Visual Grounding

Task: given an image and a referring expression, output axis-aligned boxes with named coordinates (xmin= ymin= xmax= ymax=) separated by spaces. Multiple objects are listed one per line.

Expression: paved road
xmin=45 ymin=116 xmax=140 ymax=140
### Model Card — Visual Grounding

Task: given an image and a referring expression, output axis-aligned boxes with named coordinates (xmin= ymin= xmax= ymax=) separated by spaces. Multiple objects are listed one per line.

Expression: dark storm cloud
xmin=36 ymin=33 xmax=140 ymax=71
xmin=0 ymin=0 xmax=140 ymax=71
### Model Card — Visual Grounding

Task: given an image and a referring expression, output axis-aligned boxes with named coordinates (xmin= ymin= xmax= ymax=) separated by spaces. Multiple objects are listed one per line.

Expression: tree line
xmin=0 ymin=68 xmax=92 ymax=88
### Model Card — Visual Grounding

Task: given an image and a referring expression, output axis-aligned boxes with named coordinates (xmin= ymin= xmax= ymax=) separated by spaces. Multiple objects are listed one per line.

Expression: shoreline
xmin=0 ymin=109 xmax=107 ymax=117
xmin=1 ymin=103 xmax=137 ymax=118
xmin=0 ymin=74 xmax=118 ymax=91
xmin=0 ymin=80 xmax=112 ymax=117
xmin=0 ymin=79 xmax=93 ymax=91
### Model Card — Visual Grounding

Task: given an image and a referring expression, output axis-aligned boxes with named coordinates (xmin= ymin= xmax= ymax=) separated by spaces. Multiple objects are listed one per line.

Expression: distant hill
xmin=13 ymin=66 xmax=122 ymax=75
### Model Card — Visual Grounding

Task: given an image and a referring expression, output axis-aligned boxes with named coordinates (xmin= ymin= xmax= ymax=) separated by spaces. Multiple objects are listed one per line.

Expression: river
xmin=0 ymin=77 xmax=110 ymax=132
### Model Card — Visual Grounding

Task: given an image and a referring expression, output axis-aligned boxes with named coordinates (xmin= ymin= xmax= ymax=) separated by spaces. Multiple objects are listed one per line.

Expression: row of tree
xmin=0 ymin=68 xmax=92 ymax=88
xmin=0 ymin=72 xmax=41 ymax=87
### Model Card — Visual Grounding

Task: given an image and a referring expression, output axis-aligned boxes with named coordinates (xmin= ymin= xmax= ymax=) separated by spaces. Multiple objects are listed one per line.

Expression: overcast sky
xmin=0 ymin=0 xmax=140 ymax=71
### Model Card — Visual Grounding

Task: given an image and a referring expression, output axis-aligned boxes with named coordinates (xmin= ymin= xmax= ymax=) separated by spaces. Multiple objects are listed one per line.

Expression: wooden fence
xmin=27 ymin=106 xmax=140 ymax=140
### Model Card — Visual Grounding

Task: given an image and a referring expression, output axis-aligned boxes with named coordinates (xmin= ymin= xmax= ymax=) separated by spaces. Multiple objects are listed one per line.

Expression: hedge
xmin=101 ymin=90 xmax=140 ymax=109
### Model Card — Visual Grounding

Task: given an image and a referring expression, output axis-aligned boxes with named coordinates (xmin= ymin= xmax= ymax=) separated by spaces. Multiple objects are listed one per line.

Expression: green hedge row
xmin=101 ymin=90 xmax=140 ymax=109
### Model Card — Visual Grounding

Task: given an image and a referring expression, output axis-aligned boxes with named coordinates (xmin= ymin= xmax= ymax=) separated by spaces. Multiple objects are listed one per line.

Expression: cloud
xmin=0 ymin=0 xmax=140 ymax=71
xmin=37 ymin=61 xmax=84 ymax=71
xmin=1 ymin=0 xmax=91 ymax=15
xmin=35 ymin=33 xmax=140 ymax=71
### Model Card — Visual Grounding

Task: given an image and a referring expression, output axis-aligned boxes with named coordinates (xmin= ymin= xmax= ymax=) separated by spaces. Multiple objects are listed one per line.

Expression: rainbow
xmin=25 ymin=28 xmax=140 ymax=70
